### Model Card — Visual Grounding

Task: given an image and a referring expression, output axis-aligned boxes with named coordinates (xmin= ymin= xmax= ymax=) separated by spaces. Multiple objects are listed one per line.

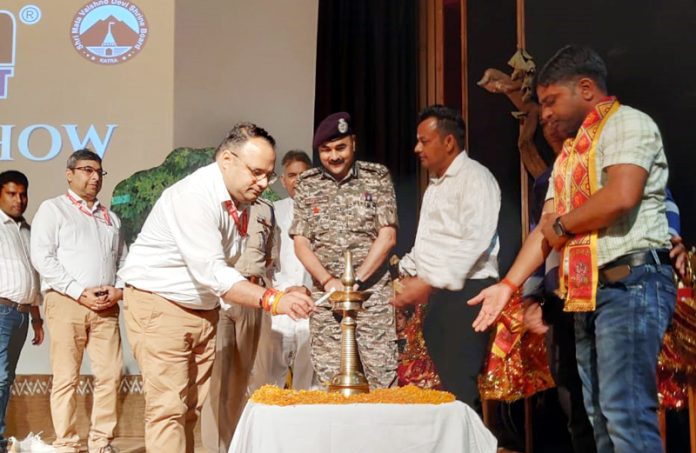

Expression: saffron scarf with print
xmin=554 ymin=96 xmax=620 ymax=312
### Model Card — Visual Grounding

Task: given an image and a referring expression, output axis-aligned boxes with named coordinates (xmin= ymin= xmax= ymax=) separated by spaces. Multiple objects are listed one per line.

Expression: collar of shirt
xmin=66 ymin=188 xmax=102 ymax=214
xmin=320 ymin=161 xmax=358 ymax=183
xmin=211 ymin=162 xmax=236 ymax=211
xmin=0 ymin=208 xmax=28 ymax=228
xmin=430 ymin=151 xmax=468 ymax=185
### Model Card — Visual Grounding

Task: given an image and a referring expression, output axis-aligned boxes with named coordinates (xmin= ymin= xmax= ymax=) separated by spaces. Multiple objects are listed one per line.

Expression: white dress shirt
xmin=0 ymin=209 xmax=39 ymax=305
xmin=31 ymin=190 xmax=127 ymax=300
xmin=401 ymin=152 xmax=500 ymax=290
xmin=118 ymin=163 xmax=247 ymax=310
xmin=271 ymin=197 xmax=312 ymax=291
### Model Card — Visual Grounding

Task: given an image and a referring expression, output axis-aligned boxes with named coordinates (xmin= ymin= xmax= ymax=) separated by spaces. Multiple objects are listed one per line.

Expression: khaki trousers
xmin=200 ymin=305 xmax=262 ymax=453
xmin=44 ymin=291 xmax=123 ymax=453
xmin=123 ymin=287 xmax=218 ymax=453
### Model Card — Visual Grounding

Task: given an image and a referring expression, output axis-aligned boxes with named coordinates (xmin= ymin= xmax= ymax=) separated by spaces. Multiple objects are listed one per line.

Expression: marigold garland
xmin=250 ymin=384 xmax=455 ymax=406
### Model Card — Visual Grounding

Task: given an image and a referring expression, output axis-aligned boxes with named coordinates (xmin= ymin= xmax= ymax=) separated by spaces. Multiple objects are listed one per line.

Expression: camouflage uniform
xmin=289 ymin=161 xmax=398 ymax=388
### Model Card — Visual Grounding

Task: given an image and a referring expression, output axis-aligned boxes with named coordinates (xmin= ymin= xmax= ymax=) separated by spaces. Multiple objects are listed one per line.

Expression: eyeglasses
xmin=230 ymin=153 xmax=277 ymax=184
xmin=72 ymin=166 xmax=107 ymax=177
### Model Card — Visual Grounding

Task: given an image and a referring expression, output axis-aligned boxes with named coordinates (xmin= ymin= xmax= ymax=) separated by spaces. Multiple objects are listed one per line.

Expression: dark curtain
xmin=466 ymin=0 xmax=521 ymax=273
xmin=314 ymin=0 xmax=419 ymax=256
xmin=526 ymin=0 xmax=696 ymax=247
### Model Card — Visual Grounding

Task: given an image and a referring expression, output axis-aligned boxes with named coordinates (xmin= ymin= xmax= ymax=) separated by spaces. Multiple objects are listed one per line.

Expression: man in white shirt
xmin=118 ymin=122 xmax=314 ymax=452
xmin=0 ymin=171 xmax=44 ymax=453
xmin=393 ymin=105 xmax=501 ymax=411
xmin=31 ymin=150 xmax=126 ymax=453
xmin=250 ymin=150 xmax=315 ymax=392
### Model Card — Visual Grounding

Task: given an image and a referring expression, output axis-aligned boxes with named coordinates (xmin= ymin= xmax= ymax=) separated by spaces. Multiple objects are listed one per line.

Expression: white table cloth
xmin=229 ymin=400 xmax=497 ymax=453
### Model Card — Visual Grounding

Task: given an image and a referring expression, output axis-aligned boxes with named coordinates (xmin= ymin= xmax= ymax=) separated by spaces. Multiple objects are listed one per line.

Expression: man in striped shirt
xmin=0 ymin=170 xmax=44 ymax=453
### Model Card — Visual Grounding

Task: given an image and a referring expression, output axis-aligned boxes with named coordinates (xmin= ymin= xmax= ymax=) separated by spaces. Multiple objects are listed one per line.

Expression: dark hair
xmin=67 ymin=148 xmax=102 ymax=169
xmin=418 ymin=104 xmax=466 ymax=150
xmin=281 ymin=149 xmax=311 ymax=167
xmin=0 ymin=170 xmax=28 ymax=191
xmin=215 ymin=122 xmax=276 ymax=158
xmin=536 ymin=45 xmax=608 ymax=93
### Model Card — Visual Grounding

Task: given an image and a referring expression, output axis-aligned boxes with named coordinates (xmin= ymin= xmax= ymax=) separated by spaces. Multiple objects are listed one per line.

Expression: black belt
xmin=598 ymin=249 xmax=671 ymax=284
xmin=0 ymin=297 xmax=31 ymax=313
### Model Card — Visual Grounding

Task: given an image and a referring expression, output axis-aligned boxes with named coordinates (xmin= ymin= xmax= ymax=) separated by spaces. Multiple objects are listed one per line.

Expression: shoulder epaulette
xmin=297 ymin=167 xmax=322 ymax=181
xmin=357 ymin=161 xmax=389 ymax=176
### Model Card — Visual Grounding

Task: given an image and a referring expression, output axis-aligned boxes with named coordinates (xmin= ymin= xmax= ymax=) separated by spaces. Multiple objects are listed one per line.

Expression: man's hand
xmin=31 ymin=320 xmax=44 ymax=345
xmin=670 ymin=235 xmax=687 ymax=279
xmin=523 ymin=298 xmax=548 ymax=335
xmin=101 ymin=286 xmax=123 ymax=309
xmin=391 ymin=277 xmax=432 ymax=308
xmin=323 ymin=277 xmax=344 ymax=293
xmin=275 ymin=291 xmax=315 ymax=320
xmin=467 ymin=283 xmax=514 ymax=332
xmin=540 ymin=213 xmax=569 ymax=251
xmin=78 ymin=288 xmax=109 ymax=311
xmin=286 ymin=285 xmax=311 ymax=296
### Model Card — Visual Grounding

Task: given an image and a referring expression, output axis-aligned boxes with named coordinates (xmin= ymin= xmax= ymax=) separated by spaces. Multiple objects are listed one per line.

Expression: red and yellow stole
xmin=553 ymin=96 xmax=620 ymax=312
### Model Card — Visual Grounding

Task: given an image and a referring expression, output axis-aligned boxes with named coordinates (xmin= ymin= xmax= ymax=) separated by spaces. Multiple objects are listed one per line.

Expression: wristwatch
xmin=552 ymin=216 xmax=571 ymax=237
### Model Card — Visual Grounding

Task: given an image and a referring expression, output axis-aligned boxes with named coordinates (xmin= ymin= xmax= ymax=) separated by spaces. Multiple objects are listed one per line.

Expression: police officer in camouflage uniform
xmin=290 ymin=112 xmax=399 ymax=389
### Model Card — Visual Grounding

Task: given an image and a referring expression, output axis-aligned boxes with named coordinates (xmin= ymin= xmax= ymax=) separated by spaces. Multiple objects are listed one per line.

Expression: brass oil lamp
xmin=327 ymin=250 xmax=370 ymax=396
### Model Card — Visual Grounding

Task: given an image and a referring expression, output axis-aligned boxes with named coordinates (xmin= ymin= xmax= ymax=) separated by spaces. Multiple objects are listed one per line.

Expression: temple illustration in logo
xmin=72 ymin=2 xmax=148 ymax=65
xmin=86 ymin=20 xmax=132 ymax=58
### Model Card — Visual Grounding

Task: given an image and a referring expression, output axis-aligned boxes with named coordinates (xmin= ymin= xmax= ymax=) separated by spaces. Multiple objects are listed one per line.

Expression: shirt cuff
xmin=288 ymin=221 xmax=311 ymax=239
xmin=65 ymin=281 xmax=85 ymax=301
xmin=217 ymin=268 xmax=248 ymax=298
xmin=398 ymin=254 xmax=417 ymax=277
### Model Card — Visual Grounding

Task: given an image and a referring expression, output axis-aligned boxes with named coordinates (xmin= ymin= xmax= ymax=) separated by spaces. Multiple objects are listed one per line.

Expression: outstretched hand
xmin=275 ymin=291 xmax=315 ymax=321
xmin=467 ymin=283 xmax=514 ymax=332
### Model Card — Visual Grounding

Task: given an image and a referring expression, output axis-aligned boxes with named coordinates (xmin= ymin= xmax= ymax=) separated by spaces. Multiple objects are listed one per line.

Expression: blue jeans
xmin=0 ymin=305 xmax=29 ymax=448
xmin=575 ymin=261 xmax=676 ymax=453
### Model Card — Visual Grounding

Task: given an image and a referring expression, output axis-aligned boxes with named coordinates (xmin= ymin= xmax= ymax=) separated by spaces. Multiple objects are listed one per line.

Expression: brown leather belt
xmin=0 ymin=297 xmax=31 ymax=313
xmin=598 ymin=249 xmax=671 ymax=284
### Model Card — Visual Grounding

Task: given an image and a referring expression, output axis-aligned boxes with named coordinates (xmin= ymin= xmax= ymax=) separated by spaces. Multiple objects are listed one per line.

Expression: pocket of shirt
xmin=352 ymin=201 xmax=377 ymax=233
xmin=105 ymin=225 xmax=121 ymax=261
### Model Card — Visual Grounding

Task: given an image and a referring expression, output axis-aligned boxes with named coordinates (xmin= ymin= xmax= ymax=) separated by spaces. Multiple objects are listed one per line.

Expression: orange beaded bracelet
xmin=260 ymin=288 xmax=278 ymax=312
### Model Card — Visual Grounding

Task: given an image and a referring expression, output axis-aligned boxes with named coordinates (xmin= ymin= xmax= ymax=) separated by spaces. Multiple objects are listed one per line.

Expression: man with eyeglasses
xmin=118 ymin=122 xmax=314 ymax=452
xmin=291 ymin=112 xmax=399 ymax=389
xmin=31 ymin=149 xmax=126 ymax=453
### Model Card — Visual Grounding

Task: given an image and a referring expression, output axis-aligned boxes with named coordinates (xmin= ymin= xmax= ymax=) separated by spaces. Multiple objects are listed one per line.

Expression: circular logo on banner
xmin=71 ymin=1 xmax=148 ymax=65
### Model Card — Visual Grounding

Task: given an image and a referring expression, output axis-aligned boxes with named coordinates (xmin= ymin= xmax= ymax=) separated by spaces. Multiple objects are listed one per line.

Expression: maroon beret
xmin=313 ymin=112 xmax=352 ymax=150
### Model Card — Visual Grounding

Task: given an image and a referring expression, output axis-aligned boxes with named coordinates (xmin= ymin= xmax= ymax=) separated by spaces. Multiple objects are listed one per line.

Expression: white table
xmin=229 ymin=400 xmax=497 ymax=453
